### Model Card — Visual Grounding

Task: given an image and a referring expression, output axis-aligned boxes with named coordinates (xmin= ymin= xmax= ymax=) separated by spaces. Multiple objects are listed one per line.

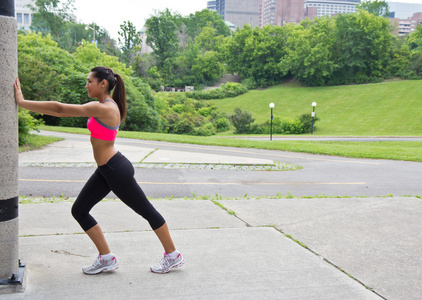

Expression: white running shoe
xmin=150 ymin=253 xmax=184 ymax=274
xmin=82 ymin=254 xmax=119 ymax=275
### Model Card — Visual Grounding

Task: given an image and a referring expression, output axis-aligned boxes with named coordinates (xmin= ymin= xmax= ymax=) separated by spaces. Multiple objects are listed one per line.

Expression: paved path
xmin=2 ymin=131 xmax=421 ymax=299
xmin=18 ymin=131 xmax=422 ymax=198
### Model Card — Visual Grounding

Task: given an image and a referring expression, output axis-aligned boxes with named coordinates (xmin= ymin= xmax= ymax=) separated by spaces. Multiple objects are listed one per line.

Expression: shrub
xmin=172 ymin=104 xmax=185 ymax=114
xmin=186 ymin=83 xmax=248 ymax=100
xmin=214 ymin=117 xmax=231 ymax=132
xmin=18 ymin=109 xmax=43 ymax=145
xmin=229 ymin=111 xmax=320 ymax=135
xmin=173 ymin=118 xmax=195 ymax=135
xmin=279 ymin=118 xmax=304 ymax=134
xmin=299 ymin=113 xmax=320 ymax=133
xmin=241 ymin=77 xmax=258 ymax=89
xmin=230 ymin=108 xmax=255 ymax=134
xmin=198 ymin=107 xmax=213 ymax=117
xmin=259 ymin=117 xmax=306 ymax=134
xmin=194 ymin=123 xmax=216 ymax=136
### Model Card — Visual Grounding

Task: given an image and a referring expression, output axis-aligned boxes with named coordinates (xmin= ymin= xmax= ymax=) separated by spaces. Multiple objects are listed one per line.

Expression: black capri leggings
xmin=71 ymin=151 xmax=165 ymax=232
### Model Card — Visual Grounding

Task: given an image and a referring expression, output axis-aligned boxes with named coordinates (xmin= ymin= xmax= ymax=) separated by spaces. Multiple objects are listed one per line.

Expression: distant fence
xmin=160 ymin=86 xmax=194 ymax=92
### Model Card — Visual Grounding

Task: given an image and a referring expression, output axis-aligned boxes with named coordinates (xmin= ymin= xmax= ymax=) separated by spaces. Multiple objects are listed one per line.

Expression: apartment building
xmin=15 ymin=0 xmax=34 ymax=30
xmin=215 ymin=0 xmax=262 ymax=27
xmin=207 ymin=1 xmax=217 ymax=11
xmin=391 ymin=13 xmax=422 ymax=36
xmin=259 ymin=0 xmax=362 ymax=28
xmin=304 ymin=0 xmax=360 ymax=18
xmin=260 ymin=0 xmax=318 ymax=27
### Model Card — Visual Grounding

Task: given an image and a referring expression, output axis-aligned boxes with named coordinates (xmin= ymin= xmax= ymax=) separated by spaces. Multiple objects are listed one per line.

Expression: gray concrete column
xmin=0 ymin=0 xmax=19 ymax=283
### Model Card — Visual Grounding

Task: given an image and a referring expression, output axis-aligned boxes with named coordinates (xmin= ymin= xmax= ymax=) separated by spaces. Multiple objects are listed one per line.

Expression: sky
xmin=73 ymin=0 xmax=209 ymax=42
xmin=72 ymin=0 xmax=422 ymax=42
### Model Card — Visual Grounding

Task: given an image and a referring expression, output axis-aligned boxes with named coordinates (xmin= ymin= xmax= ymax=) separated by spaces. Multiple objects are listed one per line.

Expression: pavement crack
xmin=140 ymin=148 xmax=158 ymax=163
xmin=50 ymin=250 xmax=89 ymax=258
xmin=271 ymin=226 xmax=387 ymax=300
xmin=210 ymin=199 xmax=252 ymax=227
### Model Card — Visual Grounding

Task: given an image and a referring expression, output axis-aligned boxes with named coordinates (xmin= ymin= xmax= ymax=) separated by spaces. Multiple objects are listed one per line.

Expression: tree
xmin=225 ymin=24 xmax=288 ymax=87
xmin=280 ymin=17 xmax=336 ymax=86
xmin=330 ymin=11 xmax=392 ymax=84
xmin=60 ymin=22 xmax=90 ymax=51
xmin=145 ymin=9 xmax=179 ymax=73
xmin=184 ymin=9 xmax=231 ymax=40
xmin=18 ymin=32 xmax=70 ymax=103
xmin=118 ymin=20 xmax=142 ymax=65
xmin=195 ymin=23 xmax=226 ymax=53
xmin=192 ymin=51 xmax=224 ymax=84
xmin=406 ymin=25 xmax=422 ymax=51
xmin=357 ymin=0 xmax=390 ymax=18
xmin=29 ymin=0 xmax=118 ymax=55
xmin=168 ymin=42 xmax=201 ymax=87
xmin=18 ymin=32 xmax=161 ymax=131
xmin=386 ymin=36 xmax=411 ymax=78
xmin=30 ymin=0 xmax=75 ymax=40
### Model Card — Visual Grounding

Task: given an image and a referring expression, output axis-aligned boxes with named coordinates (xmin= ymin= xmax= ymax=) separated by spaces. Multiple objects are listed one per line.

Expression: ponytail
xmin=112 ymin=73 xmax=127 ymax=122
xmin=91 ymin=66 xmax=127 ymax=122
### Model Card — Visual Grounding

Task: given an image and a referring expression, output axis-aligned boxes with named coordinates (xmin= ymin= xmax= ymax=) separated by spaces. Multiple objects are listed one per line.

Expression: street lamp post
xmin=311 ymin=102 xmax=317 ymax=135
xmin=269 ymin=103 xmax=275 ymax=141
xmin=87 ymin=24 xmax=96 ymax=47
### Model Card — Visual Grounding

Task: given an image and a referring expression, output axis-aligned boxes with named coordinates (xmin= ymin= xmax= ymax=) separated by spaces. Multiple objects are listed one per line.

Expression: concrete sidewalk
xmin=4 ymin=132 xmax=421 ymax=299
xmin=4 ymin=200 xmax=381 ymax=299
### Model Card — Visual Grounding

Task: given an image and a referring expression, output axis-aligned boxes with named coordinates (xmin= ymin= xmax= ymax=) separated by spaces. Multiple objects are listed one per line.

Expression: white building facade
xmin=15 ymin=0 xmax=35 ymax=30
xmin=304 ymin=0 xmax=360 ymax=18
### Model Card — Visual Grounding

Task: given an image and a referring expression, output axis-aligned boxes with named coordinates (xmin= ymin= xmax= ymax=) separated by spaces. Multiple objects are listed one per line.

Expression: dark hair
xmin=91 ymin=66 xmax=127 ymax=121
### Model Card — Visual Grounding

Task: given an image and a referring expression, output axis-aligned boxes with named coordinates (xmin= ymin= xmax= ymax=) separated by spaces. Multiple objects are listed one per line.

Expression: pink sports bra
xmin=87 ymin=99 xmax=120 ymax=141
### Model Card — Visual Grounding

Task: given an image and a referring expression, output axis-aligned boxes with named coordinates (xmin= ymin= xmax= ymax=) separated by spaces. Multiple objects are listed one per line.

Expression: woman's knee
xmin=71 ymin=202 xmax=81 ymax=221
xmin=71 ymin=201 xmax=97 ymax=231
xmin=144 ymin=209 xmax=166 ymax=230
xmin=71 ymin=201 xmax=87 ymax=223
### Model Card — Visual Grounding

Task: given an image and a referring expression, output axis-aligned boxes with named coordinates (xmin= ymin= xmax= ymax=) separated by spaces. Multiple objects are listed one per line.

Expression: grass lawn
xmin=205 ymin=80 xmax=422 ymax=136
xmin=39 ymin=125 xmax=422 ymax=162
xmin=19 ymin=134 xmax=63 ymax=152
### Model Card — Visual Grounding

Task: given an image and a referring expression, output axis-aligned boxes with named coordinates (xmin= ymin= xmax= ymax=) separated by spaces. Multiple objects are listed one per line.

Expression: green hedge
xmin=186 ymin=83 xmax=248 ymax=100
xmin=229 ymin=108 xmax=319 ymax=135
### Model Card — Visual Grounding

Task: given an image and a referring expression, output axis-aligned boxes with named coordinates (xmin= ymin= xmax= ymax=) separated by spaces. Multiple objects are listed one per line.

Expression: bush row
xmin=185 ymin=82 xmax=248 ymax=100
xmin=155 ymin=93 xmax=231 ymax=136
xmin=230 ymin=108 xmax=319 ymax=135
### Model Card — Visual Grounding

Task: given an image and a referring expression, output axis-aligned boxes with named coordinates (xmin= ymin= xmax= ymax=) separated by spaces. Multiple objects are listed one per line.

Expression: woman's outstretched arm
xmin=14 ymin=77 xmax=109 ymax=118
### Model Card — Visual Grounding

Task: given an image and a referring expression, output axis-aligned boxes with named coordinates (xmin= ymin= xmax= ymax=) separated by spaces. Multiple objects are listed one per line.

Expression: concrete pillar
xmin=0 ymin=0 xmax=20 ymax=286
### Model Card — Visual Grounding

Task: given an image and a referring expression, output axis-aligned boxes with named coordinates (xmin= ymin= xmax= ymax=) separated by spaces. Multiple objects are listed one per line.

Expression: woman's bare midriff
xmin=90 ymin=137 xmax=118 ymax=166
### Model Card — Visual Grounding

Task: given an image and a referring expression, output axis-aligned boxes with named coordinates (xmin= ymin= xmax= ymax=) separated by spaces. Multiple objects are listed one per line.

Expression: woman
xmin=14 ymin=66 xmax=184 ymax=275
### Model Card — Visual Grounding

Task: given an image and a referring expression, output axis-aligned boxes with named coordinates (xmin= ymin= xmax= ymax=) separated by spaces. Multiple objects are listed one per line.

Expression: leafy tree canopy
xmin=357 ymin=0 xmax=390 ymax=18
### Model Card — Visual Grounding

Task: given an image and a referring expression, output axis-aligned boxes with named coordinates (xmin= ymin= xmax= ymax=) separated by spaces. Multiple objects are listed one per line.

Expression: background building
xmin=260 ymin=0 xmax=277 ymax=26
xmin=207 ymin=1 xmax=217 ymax=11
xmin=15 ymin=0 xmax=35 ymax=31
xmin=387 ymin=2 xmax=422 ymax=36
xmin=260 ymin=0 xmax=316 ymax=27
xmin=391 ymin=13 xmax=422 ymax=36
xmin=279 ymin=0 xmax=306 ymax=24
xmin=225 ymin=20 xmax=238 ymax=31
xmin=304 ymin=0 xmax=360 ymax=18
xmin=388 ymin=2 xmax=422 ymax=19
xmin=215 ymin=0 xmax=262 ymax=27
